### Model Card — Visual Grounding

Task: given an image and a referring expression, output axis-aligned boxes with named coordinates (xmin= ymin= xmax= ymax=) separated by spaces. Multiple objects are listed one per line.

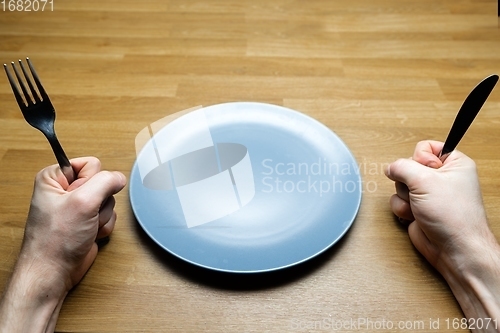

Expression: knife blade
xmin=439 ymin=74 xmax=499 ymax=162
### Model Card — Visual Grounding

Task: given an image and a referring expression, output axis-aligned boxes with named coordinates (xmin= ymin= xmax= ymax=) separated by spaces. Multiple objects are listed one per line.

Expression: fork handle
xmin=46 ymin=134 xmax=76 ymax=184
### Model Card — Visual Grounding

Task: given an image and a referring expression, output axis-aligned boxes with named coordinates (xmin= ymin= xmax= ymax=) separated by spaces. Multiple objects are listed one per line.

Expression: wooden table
xmin=1 ymin=1 xmax=499 ymax=332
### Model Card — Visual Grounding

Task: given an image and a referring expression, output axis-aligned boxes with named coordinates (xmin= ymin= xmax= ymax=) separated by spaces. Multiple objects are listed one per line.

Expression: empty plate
xmin=130 ymin=102 xmax=361 ymax=273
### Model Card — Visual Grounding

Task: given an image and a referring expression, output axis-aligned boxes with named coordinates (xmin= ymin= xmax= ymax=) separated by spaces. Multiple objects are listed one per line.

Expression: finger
xmin=72 ymin=171 xmax=126 ymax=210
xmin=34 ymin=157 xmax=102 ymax=192
xmin=96 ymin=211 xmax=117 ymax=240
xmin=35 ymin=163 xmax=67 ymax=191
xmin=413 ymin=140 xmax=444 ymax=169
xmin=415 ymin=140 xmax=444 ymax=157
xmin=98 ymin=196 xmax=116 ymax=228
xmin=389 ymin=194 xmax=415 ymax=221
xmin=385 ymin=158 xmax=432 ymax=189
xmin=67 ymin=157 xmax=102 ymax=192
xmin=70 ymin=157 xmax=102 ymax=176
xmin=395 ymin=181 xmax=410 ymax=202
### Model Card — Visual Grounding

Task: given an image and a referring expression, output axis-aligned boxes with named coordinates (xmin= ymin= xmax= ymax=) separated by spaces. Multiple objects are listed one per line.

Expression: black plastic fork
xmin=3 ymin=58 xmax=75 ymax=183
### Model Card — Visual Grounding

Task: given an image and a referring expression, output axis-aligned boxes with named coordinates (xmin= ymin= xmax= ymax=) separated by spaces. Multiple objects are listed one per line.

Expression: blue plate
xmin=130 ymin=102 xmax=361 ymax=273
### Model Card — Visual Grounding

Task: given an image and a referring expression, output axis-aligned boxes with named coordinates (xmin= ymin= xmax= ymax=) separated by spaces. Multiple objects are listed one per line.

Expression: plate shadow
xmin=130 ymin=210 xmax=355 ymax=291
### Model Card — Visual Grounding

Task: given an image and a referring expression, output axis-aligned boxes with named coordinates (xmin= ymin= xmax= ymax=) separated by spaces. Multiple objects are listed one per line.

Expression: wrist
xmin=439 ymin=235 xmax=500 ymax=322
xmin=17 ymin=232 xmax=75 ymax=292
xmin=0 ymin=253 xmax=69 ymax=332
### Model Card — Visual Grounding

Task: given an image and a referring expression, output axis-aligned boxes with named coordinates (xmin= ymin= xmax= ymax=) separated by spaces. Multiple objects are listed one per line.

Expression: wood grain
xmin=1 ymin=1 xmax=499 ymax=332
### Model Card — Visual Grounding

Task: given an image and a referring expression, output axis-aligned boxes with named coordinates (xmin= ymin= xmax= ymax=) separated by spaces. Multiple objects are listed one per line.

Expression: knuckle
xmin=389 ymin=158 xmax=406 ymax=173
xmin=99 ymin=170 xmax=116 ymax=185
xmin=86 ymin=156 xmax=102 ymax=170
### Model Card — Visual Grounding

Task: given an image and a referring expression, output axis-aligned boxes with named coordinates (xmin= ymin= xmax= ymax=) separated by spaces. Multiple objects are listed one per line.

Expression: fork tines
xmin=3 ymin=58 xmax=47 ymax=109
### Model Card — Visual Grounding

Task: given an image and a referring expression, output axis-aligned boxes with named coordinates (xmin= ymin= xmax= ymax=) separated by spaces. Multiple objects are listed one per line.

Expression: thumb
xmin=72 ymin=171 xmax=127 ymax=209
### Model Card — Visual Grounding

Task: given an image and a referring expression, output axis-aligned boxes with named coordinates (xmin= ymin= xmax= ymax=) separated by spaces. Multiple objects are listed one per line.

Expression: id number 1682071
xmin=445 ymin=317 xmax=498 ymax=330
xmin=1 ymin=0 xmax=53 ymax=11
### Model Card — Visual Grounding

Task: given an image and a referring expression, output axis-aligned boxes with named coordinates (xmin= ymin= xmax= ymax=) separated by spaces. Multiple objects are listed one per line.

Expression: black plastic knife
xmin=439 ymin=74 xmax=499 ymax=162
